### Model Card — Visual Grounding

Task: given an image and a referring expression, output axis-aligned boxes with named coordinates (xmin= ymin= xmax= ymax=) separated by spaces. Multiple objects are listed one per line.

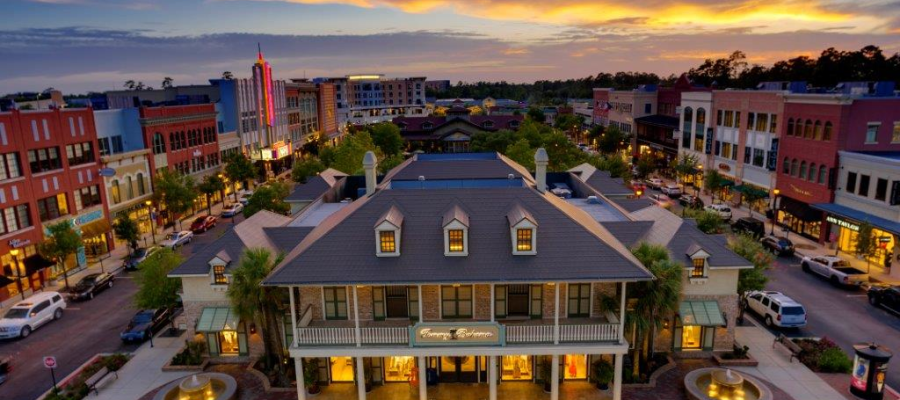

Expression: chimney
xmin=534 ymin=148 xmax=548 ymax=193
xmin=363 ymin=151 xmax=377 ymax=196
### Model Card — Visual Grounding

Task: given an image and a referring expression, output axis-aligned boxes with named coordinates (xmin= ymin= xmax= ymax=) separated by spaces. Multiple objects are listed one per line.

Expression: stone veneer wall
xmin=422 ymin=285 xmax=440 ymax=321
xmin=592 ymin=282 xmax=618 ymax=317
xmin=653 ymin=294 xmax=739 ymax=353
xmin=474 ymin=284 xmax=491 ymax=320
xmin=180 ymin=300 xmax=264 ymax=358
xmin=541 ymin=283 xmax=567 ymax=319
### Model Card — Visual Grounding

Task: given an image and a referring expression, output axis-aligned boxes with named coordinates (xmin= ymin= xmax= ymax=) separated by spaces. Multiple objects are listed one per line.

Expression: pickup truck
xmin=801 ymin=255 xmax=869 ymax=287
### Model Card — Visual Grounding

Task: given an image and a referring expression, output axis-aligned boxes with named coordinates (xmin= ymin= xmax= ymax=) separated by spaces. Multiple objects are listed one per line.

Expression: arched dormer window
xmin=507 ymin=203 xmax=537 ymax=255
xmin=375 ymin=205 xmax=403 ymax=257
xmin=443 ymin=205 xmax=469 ymax=256
xmin=397 ymin=122 xmax=407 ymax=130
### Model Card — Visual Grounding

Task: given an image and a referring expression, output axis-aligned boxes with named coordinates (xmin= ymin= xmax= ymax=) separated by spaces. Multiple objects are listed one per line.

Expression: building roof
xmin=263 ymin=227 xmax=315 ymax=252
xmin=569 ymin=163 xmax=633 ymax=196
xmin=393 ymin=114 xmax=524 ymax=135
xmin=285 ymin=168 xmax=347 ymax=202
xmin=610 ymin=198 xmax=655 ymax=213
xmin=443 ymin=204 xmax=470 ymax=227
xmin=385 ymin=153 xmax=533 ymax=182
xmin=599 ymin=221 xmax=654 ymax=248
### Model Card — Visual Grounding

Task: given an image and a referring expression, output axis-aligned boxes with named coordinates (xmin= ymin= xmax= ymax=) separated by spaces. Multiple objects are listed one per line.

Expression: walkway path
xmin=95 ymin=331 xmax=193 ymax=400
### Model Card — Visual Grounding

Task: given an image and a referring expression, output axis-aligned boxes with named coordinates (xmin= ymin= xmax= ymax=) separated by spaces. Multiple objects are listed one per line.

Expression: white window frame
xmin=443 ymin=220 xmax=468 ymax=257
xmin=209 ymin=259 xmax=230 ymax=286
xmin=687 ymin=249 xmax=710 ymax=283
xmin=510 ymin=220 xmax=537 ymax=256
xmin=865 ymin=122 xmax=880 ymax=144
xmin=375 ymin=220 xmax=401 ymax=257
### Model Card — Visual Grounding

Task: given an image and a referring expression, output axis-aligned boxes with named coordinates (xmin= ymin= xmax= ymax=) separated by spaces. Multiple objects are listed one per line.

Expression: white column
xmin=489 ymin=355 xmax=497 ymax=400
xmin=353 ymin=286 xmax=361 ymax=347
xmin=554 ymin=283 xmax=560 ymax=344
xmin=356 ymin=357 xmax=366 ymax=400
xmin=418 ymin=356 xmax=428 ymax=400
xmin=490 ymin=283 xmax=495 ymax=322
xmin=295 ymin=357 xmax=306 ymax=400
xmin=618 ymin=282 xmax=627 ymax=344
xmin=289 ymin=286 xmax=298 ymax=348
xmin=417 ymin=285 xmax=424 ymax=322
xmin=550 ymin=354 xmax=560 ymax=400
xmin=613 ymin=353 xmax=623 ymax=400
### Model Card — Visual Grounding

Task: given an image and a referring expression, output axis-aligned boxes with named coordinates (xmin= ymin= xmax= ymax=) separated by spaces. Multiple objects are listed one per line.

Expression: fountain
xmin=151 ymin=372 xmax=237 ymax=400
xmin=684 ymin=368 xmax=773 ymax=400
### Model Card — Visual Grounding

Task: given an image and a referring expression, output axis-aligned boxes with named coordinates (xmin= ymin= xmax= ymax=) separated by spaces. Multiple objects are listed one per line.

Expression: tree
xmin=432 ymin=106 xmax=447 ymax=117
xmin=224 ymin=153 xmax=258 ymax=202
xmin=629 ymin=243 xmax=682 ymax=378
xmin=327 ymin=132 xmax=378 ymax=175
xmin=683 ymin=208 xmax=726 ymax=234
xmin=505 ymin=138 xmax=536 ymax=171
xmin=228 ymin=248 xmax=289 ymax=386
xmin=739 ymin=188 xmax=766 ymax=218
xmin=152 ymin=170 xmax=197 ymax=230
xmin=198 ymin=174 xmax=226 ymax=216
xmin=635 ymin=156 xmax=656 ymax=179
xmin=598 ymin=126 xmax=628 ymax=155
xmin=369 ymin=123 xmax=404 ymax=157
xmin=113 ymin=214 xmax=141 ymax=254
xmin=39 ymin=221 xmax=83 ymax=290
xmin=244 ymin=182 xmax=291 ymax=217
xmin=855 ymin=221 xmax=878 ymax=273
xmin=134 ymin=248 xmax=183 ymax=330
xmin=161 ymin=77 xmax=173 ymax=89
xmin=554 ymin=114 xmax=582 ymax=133
xmin=222 ymin=71 xmax=234 ymax=80
xmin=671 ymin=154 xmax=698 ymax=187
xmin=378 ymin=154 xmax=405 ymax=174
xmin=526 ymin=107 xmax=546 ymax=123
xmin=124 ymin=80 xmax=136 ymax=90
xmin=704 ymin=169 xmax=726 ymax=203
xmin=727 ymin=233 xmax=772 ymax=294
xmin=292 ymin=156 xmax=326 ymax=183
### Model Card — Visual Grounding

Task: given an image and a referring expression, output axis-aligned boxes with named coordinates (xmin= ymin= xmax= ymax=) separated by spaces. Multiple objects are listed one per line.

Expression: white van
xmin=0 ymin=292 xmax=67 ymax=339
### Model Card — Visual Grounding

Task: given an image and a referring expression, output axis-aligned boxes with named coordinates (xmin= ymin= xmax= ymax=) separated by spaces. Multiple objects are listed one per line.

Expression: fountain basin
xmin=684 ymin=368 xmax=773 ymax=400
xmin=152 ymin=372 xmax=237 ymax=400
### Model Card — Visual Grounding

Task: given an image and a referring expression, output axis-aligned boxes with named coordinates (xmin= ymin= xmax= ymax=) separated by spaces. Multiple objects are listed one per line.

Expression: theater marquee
xmin=410 ymin=322 xmax=504 ymax=347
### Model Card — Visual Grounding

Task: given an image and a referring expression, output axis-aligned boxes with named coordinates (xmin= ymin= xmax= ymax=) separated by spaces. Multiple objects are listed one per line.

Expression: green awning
xmin=679 ymin=301 xmax=725 ymax=326
xmin=721 ymin=179 xmax=735 ymax=188
xmin=196 ymin=307 xmax=239 ymax=332
xmin=733 ymin=184 xmax=769 ymax=199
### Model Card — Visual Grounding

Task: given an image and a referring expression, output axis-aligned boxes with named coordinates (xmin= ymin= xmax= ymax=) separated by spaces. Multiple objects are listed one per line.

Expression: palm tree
xmin=161 ymin=77 xmax=174 ymax=88
xmin=124 ymin=80 xmax=136 ymax=90
xmin=228 ymin=248 xmax=289 ymax=386
xmin=222 ymin=71 xmax=234 ymax=80
xmin=628 ymin=243 xmax=682 ymax=378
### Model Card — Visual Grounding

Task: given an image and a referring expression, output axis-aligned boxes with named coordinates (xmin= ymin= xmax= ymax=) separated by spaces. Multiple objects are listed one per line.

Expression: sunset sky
xmin=1 ymin=0 xmax=898 ymax=93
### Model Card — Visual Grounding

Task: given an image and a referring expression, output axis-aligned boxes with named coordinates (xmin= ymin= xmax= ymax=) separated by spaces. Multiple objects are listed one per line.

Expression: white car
xmin=221 ymin=202 xmax=244 ymax=217
xmin=237 ymin=190 xmax=254 ymax=205
xmin=661 ymin=184 xmax=682 ymax=198
xmin=743 ymin=291 xmax=807 ymax=328
xmin=0 ymin=292 xmax=67 ymax=339
xmin=801 ymin=255 xmax=869 ymax=287
xmin=649 ymin=194 xmax=673 ymax=208
xmin=160 ymin=230 xmax=194 ymax=249
xmin=646 ymin=178 xmax=663 ymax=189
xmin=704 ymin=203 xmax=733 ymax=220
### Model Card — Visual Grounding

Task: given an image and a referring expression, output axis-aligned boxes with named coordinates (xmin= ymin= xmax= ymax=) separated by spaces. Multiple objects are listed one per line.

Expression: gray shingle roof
xmin=286 ymin=176 xmax=331 ymax=202
xmin=609 ymin=198 xmax=655 ymax=213
xmin=443 ymin=204 xmax=469 ymax=227
xmin=668 ymin=220 xmax=751 ymax=268
xmin=264 ymin=187 xmax=653 ymax=286
xmin=387 ymin=159 xmax=529 ymax=182
xmin=263 ymin=227 xmax=315 ymax=253
xmin=169 ymin=230 xmax=246 ymax=276
xmin=600 ymin=221 xmax=654 ymax=248
xmin=585 ymin=171 xmax=633 ymax=196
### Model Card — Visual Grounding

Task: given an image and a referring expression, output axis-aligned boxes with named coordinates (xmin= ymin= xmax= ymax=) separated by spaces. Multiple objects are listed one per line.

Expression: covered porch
xmin=313 ymin=381 xmax=608 ymax=400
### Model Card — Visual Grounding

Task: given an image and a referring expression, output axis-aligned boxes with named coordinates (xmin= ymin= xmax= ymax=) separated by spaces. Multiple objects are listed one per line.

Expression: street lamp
xmin=9 ymin=248 xmax=25 ymax=300
xmin=696 ymin=164 xmax=704 ymax=196
xmin=769 ymin=188 xmax=781 ymax=235
xmin=145 ymin=200 xmax=156 ymax=244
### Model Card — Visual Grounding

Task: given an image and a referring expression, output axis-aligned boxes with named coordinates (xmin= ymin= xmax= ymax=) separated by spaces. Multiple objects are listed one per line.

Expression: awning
xmin=812 ymin=202 xmax=900 ymax=236
xmin=23 ymin=254 xmax=55 ymax=275
xmin=733 ymin=185 xmax=769 ymax=199
xmin=80 ymin=219 xmax=111 ymax=238
xmin=679 ymin=300 xmax=725 ymax=326
xmin=721 ymin=178 xmax=735 ymax=188
xmin=780 ymin=196 xmax=822 ymax=222
xmin=196 ymin=307 xmax=240 ymax=332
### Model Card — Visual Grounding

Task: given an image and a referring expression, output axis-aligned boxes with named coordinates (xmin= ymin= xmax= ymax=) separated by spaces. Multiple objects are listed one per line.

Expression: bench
xmin=773 ymin=334 xmax=803 ymax=363
xmin=85 ymin=366 xmax=117 ymax=396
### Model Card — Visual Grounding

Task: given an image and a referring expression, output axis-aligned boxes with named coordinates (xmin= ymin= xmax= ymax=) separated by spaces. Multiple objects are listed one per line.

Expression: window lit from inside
xmin=448 ymin=229 xmax=464 ymax=252
xmin=379 ymin=231 xmax=396 ymax=253
xmin=692 ymin=258 xmax=705 ymax=278
xmin=213 ymin=265 xmax=227 ymax=284
xmin=516 ymin=229 xmax=533 ymax=251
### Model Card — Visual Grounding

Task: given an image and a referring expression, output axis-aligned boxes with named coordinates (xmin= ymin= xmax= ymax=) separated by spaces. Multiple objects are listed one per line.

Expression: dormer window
xmin=213 ymin=265 xmax=227 ymax=284
xmin=375 ymin=205 xmax=404 ymax=257
xmin=685 ymin=243 xmax=710 ymax=282
xmin=443 ymin=204 xmax=469 ymax=256
xmin=209 ymin=250 xmax=231 ymax=286
xmin=507 ymin=203 xmax=537 ymax=255
xmin=691 ymin=258 xmax=705 ymax=278
xmin=509 ymin=120 xmax=520 ymax=129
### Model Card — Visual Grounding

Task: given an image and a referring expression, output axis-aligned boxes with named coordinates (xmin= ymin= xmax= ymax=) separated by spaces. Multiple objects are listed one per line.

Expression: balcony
xmin=292 ymin=306 xmax=621 ymax=347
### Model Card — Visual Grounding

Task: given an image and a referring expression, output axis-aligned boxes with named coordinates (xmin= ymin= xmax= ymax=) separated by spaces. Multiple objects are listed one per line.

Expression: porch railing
xmin=295 ymin=327 xmax=410 ymax=346
xmin=506 ymin=324 xmax=618 ymax=344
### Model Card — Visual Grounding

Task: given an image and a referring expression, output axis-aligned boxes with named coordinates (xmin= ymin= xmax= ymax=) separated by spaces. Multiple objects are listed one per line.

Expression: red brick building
xmin=140 ymin=104 xmax=220 ymax=178
xmin=318 ymin=82 xmax=338 ymax=139
xmin=0 ymin=108 xmax=111 ymax=305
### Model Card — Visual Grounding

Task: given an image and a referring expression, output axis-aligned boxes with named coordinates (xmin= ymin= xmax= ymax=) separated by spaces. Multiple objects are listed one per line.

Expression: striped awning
xmin=679 ymin=301 xmax=725 ymax=326
xmin=196 ymin=307 xmax=239 ymax=332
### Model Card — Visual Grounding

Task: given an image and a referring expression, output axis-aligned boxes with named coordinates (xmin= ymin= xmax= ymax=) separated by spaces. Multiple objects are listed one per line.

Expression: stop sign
xmin=43 ymin=356 xmax=57 ymax=369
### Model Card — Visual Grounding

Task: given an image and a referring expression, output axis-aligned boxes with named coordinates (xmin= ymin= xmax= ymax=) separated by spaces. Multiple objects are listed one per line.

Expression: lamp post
xmin=145 ymin=200 xmax=156 ymax=244
xmin=769 ymin=188 xmax=781 ymax=236
xmin=695 ymin=164 xmax=704 ymax=196
xmin=9 ymin=248 xmax=25 ymax=300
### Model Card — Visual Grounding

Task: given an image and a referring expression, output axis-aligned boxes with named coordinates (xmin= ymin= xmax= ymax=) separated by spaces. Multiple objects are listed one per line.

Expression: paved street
xmin=0 ymin=206 xmax=244 ymax=400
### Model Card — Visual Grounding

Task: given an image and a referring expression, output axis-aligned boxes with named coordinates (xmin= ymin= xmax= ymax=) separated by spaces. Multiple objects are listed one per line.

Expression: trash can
xmin=850 ymin=342 xmax=893 ymax=400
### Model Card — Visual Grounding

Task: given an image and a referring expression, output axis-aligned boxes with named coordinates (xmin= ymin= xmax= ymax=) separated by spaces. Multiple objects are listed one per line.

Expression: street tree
xmin=740 ymin=188 xmax=766 ymax=218
xmin=224 ymin=153 xmax=258 ymax=202
xmin=369 ymin=123 xmax=404 ymax=157
xmin=198 ymin=174 xmax=226 ymax=216
xmin=683 ymin=208 xmax=726 ymax=234
xmin=704 ymin=169 xmax=726 ymax=202
xmin=728 ymin=233 xmax=772 ymax=294
xmin=526 ymin=107 xmax=546 ymax=123
xmin=635 ymin=156 xmax=657 ymax=179
xmin=629 ymin=243 xmax=682 ymax=378
xmin=152 ymin=170 xmax=197 ymax=230
xmin=671 ymin=154 xmax=698 ymax=187
xmin=597 ymin=125 xmax=626 ymax=155
xmin=328 ymin=131 xmax=378 ymax=175
xmin=855 ymin=221 xmax=878 ymax=273
xmin=38 ymin=221 xmax=83 ymax=290
xmin=291 ymin=156 xmax=326 ymax=183
xmin=554 ymin=114 xmax=582 ymax=133
xmin=228 ymin=248 xmax=289 ymax=386
xmin=505 ymin=138 xmax=536 ymax=171
xmin=244 ymin=182 xmax=291 ymax=217
xmin=113 ymin=214 xmax=141 ymax=254
xmin=134 ymin=248 xmax=183 ymax=330
xmin=378 ymin=154 xmax=405 ymax=174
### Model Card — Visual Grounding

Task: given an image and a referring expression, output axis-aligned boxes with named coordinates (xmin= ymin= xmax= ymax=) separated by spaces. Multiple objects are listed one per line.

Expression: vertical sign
xmin=767 ymin=138 xmax=779 ymax=171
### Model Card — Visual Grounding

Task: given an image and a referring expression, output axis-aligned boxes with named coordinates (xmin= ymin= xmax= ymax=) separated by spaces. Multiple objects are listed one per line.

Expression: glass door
xmin=507 ymin=285 xmax=530 ymax=317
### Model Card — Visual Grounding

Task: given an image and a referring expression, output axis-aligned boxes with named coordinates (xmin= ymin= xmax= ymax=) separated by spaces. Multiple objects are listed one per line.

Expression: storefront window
xmin=682 ymin=325 xmax=702 ymax=349
xmin=330 ymin=357 xmax=355 ymax=382
xmin=501 ymin=355 xmax=533 ymax=381
xmin=384 ymin=356 xmax=414 ymax=382
xmin=218 ymin=330 xmax=240 ymax=355
xmin=564 ymin=355 xmax=587 ymax=379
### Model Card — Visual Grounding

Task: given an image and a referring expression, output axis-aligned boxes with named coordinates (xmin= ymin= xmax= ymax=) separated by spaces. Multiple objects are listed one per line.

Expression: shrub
xmin=818 ymin=348 xmax=852 ymax=373
xmin=102 ymin=353 xmax=130 ymax=371
xmin=172 ymin=340 xmax=207 ymax=366
xmin=592 ymin=359 xmax=614 ymax=385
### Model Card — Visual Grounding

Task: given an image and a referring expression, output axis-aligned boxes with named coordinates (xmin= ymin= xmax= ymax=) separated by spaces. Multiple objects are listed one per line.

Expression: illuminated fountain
xmin=152 ymin=373 xmax=237 ymax=400
xmin=685 ymin=368 xmax=773 ymax=400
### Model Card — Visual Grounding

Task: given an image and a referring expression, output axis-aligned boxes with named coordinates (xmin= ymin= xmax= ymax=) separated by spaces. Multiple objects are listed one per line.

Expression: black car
xmin=120 ymin=308 xmax=170 ymax=342
xmin=678 ymin=195 xmax=704 ymax=209
xmin=760 ymin=235 xmax=795 ymax=256
xmin=868 ymin=284 xmax=900 ymax=314
xmin=123 ymin=247 xmax=161 ymax=271
xmin=68 ymin=273 xmax=114 ymax=301
xmin=732 ymin=217 xmax=765 ymax=238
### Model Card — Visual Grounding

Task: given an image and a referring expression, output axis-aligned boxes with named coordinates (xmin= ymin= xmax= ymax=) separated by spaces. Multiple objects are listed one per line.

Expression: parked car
xmin=704 ymin=203 xmax=733 ymax=220
xmin=760 ymin=236 xmax=795 ymax=256
xmin=649 ymin=194 xmax=673 ymax=208
xmin=645 ymin=178 xmax=663 ymax=190
xmin=190 ymin=215 xmax=218 ymax=233
xmin=661 ymin=183 xmax=682 ymax=198
xmin=123 ymin=246 xmax=162 ymax=271
xmin=69 ymin=273 xmax=115 ymax=301
xmin=867 ymin=284 xmax=900 ymax=314
xmin=160 ymin=230 xmax=194 ymax=249
xmin=679 ymin=195 xmax=704 ymax=209
xmin=238 ymin=190 xmax=254 ymax=205
xmin=221 ymin=202 xmax=244 ymax=217
xmin=743 ymin=291 xmax=807 ymax=328
xmin=120 ymin=308 xmax=171 ymax=343
xmin=732 ymin=217 xmax=765 ymax=238
xmin=801 ymin=255 xmax=869 ymax=287
xmin=0 ymin=292 xmax=66 ymax=339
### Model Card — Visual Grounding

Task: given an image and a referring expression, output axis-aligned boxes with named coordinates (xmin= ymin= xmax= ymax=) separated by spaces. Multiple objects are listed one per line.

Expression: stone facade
xmin=592 ymin=282 xmax=618 ymax=317
xmin=298 ymin=286 xmax=324 ymax=321
xmin=356 ymin=286 xmax=373 ymax=321
xmin=542 ymin=283 xmax=567 ymax=319
xmin=422 ymin=285 xmax=440 ymax=321
xmin=652 ymin=294 xmax=739 ymax=353
xmin=474 ymin=284 xmax=491 ymax=320
xmin=178 ymin=299 xmax=264 ymax=359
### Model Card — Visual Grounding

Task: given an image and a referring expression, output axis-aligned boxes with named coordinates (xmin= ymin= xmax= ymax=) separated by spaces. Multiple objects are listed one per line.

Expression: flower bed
xmin=793 ymin=337 xmax=853 ymax=373
xmin=44 ymin=353 xmax=130 ymax=400
xmin=714 ymin=344 xmax=759 ymax=367
xmin=161 ymin=340 xmax=208 ymax=372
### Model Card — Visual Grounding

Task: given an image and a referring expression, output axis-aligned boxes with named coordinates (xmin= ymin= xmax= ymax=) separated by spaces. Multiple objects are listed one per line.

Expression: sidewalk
xmin=94 ymin=331 xmax=193 ymax=400
xmin=734 ymin=320 xmax=848 ymax=400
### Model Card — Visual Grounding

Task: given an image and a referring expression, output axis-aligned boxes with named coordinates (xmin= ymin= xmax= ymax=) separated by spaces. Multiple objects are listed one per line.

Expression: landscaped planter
xmin=246 ymin=359 xmax=295 ymax=393
xmin=713 ymin=352 xmax=759 ymax=367
xmin=622 ymin=355 xmax=675 ymax=389
xmin=161 ymin=358 xmax=209 ymax=372
xmin=39 ymin=353 xmax=131 ymax=400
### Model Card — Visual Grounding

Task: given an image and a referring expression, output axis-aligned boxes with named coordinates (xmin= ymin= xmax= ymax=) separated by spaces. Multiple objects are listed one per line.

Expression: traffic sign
xmin=43 ymin=356 xmax=57 ymax=369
